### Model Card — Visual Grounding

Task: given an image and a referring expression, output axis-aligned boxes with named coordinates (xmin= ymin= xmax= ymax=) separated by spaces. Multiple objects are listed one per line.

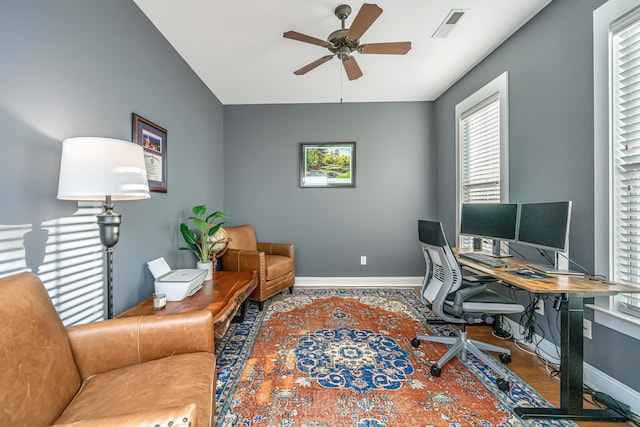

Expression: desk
xmin=118 ymin=270 xmax=257 ymax=339
xmin=456 ymin=249 xmax=638 ymax=422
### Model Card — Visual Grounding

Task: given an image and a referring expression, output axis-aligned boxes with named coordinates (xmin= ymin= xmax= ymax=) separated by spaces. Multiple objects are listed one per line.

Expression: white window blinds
xmin=612 ymin=14 xmax=640 ymax=317
xmin=459 ymin=94 xmax=501 ymax=250
xmin=461 ymin=95 xmax=501 ymax=204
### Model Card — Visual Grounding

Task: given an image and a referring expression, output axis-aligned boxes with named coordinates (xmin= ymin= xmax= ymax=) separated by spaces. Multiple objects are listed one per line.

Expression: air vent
xmin=432 ymin=9 xmax=467 ymax=38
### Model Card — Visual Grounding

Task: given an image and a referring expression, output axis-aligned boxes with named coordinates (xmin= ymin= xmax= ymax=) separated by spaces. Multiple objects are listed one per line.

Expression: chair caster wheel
xmin=499 ymin=353 xmax=511 ymax=364
xmin=496 ymin=378 xmax=510 ymax=392
xmin=430 ymin=366 xmax=441 ymax=377
xmin=411 ymin=338 xmax=420 ymax=348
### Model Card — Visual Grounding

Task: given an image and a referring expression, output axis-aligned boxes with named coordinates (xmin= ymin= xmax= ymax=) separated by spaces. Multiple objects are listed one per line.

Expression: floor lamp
xmin=57 ymin=137 xmax=150 ymax=319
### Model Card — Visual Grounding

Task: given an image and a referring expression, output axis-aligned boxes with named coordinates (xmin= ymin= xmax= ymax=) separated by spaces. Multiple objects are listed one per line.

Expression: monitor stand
xmin=525 ymin=264 xmax=583 ymax=276
xmin=526 ymin=251 xmax=582 ymax=275
xmin=491 ymin=239 xmax=513 ymax=258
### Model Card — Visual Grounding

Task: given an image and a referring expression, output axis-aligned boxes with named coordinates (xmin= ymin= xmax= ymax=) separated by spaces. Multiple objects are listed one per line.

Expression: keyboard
xmin=458 ymin=252 xmax=509 ymax=268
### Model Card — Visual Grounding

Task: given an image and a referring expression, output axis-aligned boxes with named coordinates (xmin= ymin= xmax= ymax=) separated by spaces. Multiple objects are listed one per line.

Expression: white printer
xmin=146 ymin=257 xmax=206 ymax=301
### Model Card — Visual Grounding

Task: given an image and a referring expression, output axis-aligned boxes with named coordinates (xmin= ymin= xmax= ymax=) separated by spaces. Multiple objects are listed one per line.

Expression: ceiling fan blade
xmin=294 ymin=55 xmax=335 ymax=75
xmin=283 ymin=31 xmax=331 ymax=48
xmin=342 ymin=56 xmax=363 ymax=81
xmin=345 ymin=3 xmax=383 ymax=41
xmin=359 ymin=42 xmax=412 ymax=55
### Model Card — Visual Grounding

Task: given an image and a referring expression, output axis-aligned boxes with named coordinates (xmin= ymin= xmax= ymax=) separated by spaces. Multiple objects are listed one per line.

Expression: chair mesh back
xmin=433 ymin=263 xmax=445 ymax=283
xmin=433 ymin=262 xmax=459 ymax=286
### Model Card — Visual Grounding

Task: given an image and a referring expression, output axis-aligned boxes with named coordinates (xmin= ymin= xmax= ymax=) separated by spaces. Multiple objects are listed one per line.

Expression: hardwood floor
xmin=466 ymin=324 xmax=633 ymax=426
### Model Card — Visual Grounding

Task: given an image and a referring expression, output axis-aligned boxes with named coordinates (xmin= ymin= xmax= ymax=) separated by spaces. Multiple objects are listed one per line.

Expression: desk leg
xmin=514 ymin=296 xmax=628 ymax=422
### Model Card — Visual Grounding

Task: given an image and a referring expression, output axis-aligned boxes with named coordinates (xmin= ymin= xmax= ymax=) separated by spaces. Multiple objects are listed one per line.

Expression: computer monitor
xmin=459 ymin=203 xmax=519 ymax=256
xmin=517 ymin=201 xmax=571 ymax=252
xmin=517 ymin=201 xmax=579 ymax=275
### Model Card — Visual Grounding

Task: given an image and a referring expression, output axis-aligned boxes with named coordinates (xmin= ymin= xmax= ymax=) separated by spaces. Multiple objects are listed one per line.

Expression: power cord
xmin=536 ymin=248 xmax=555 ymax=266
xmin=509 ymin=289 xmax=562 ymax=379
xmin=491 ymin=314 xmax=513 ymax=339
xmin=503 ymin=245 xmax=526 ymax=259
xmin=583 ymin=385 xmax=639 ymax=425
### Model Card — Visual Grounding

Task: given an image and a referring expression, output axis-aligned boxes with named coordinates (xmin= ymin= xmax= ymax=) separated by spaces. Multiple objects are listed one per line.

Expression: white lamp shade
xmin=57 ymin=137 xmax=150 ymax=201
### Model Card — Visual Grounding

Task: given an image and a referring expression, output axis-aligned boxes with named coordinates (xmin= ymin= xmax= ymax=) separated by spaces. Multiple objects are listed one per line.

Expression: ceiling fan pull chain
xmin=340 ymin=61 xmax=344 ymax=104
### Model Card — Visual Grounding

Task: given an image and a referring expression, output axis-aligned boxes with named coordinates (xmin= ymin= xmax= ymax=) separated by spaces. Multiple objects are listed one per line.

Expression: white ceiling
xmin=134 ymin=0 xmax=551 ymax=105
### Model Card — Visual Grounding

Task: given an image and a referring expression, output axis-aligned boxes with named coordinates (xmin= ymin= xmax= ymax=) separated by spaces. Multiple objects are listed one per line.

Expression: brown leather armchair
xmin=220 ymin=224 xmax=295 ymax=309
xmin=0 ymin=272 xmax=216 ymax=427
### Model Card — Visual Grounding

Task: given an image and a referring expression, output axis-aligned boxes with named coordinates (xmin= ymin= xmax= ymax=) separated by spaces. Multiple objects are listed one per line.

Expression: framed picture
xmin=132 ymin=113 xmax=167 ymax=193
xmin=299 ymin=142 xmax=356 ymax=188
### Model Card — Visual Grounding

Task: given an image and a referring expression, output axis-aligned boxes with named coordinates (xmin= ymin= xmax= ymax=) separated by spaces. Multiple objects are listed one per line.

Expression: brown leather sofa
xmin=220 ymin=224 xmax=295 ymax=309
xmin=0 ymin=272 xmax=216 ymax=427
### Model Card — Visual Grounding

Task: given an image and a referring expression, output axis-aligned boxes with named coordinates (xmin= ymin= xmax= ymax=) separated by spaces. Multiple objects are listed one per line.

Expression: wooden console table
xmin=118 ymin=270 xmax=257 ymax=339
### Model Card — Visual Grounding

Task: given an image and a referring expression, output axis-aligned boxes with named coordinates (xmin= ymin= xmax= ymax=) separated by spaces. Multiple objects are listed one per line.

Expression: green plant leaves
xmin=180 ymin=223 xmax=198 ymax=245
xmin=180 ymin=205 xmax=229 ymax=262
xmin=206 ymin=210 xmax=229 ymax=223
xmin=192 ymin=205 xmax=207 ymax=217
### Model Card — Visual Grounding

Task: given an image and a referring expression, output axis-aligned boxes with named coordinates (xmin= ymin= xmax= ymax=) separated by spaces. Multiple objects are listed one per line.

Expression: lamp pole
xmin=96 ymin=195 xmax=121 ymax=319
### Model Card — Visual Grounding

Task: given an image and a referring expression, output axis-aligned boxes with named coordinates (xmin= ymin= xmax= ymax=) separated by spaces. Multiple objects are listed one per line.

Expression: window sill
xmin=586 ymin=302 xmax=640 ymax=340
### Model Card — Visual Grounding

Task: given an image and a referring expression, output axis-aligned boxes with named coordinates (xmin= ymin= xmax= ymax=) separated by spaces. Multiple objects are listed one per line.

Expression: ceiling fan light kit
xmin=283 ymin=3 xmax=412 ymax=81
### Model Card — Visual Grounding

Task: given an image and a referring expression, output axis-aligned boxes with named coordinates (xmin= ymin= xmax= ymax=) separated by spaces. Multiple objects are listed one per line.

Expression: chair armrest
xmin=257 ymin=242 xmax=295 ymax=258
xmin=51 ymin=403 xmax=196 ymax=427
xmin=222 ymin=248 xmax=266 ymax=277
xmin=67 ymin=310 xmax=214 ymax=380
xmin=451 ymin=283 xmax=488 ymax=315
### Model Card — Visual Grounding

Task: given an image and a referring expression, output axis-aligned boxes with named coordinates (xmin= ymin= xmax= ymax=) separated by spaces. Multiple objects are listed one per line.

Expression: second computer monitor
xmin=517 ymin=201 xmax=571 ymax=253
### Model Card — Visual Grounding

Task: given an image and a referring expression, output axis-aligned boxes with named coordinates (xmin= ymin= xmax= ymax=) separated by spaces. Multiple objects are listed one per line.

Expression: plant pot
xmin=196 ymin=261 xmax=213 ymax=280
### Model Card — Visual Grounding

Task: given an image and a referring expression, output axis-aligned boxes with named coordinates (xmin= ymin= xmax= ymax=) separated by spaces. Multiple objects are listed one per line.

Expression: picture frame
xmin=132 ymin=113 xmax=167 ymax=193
xmin=299 ymin=142 xmax=356 ymax=188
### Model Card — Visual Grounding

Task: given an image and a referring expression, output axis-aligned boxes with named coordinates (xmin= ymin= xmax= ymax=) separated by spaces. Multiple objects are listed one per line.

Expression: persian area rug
xmin=215 ymin=288 xmax=575 ymax=427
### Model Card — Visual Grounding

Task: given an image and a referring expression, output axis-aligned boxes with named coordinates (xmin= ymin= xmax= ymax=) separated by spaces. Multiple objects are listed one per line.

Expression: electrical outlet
xmin=360 ymin=256 xmax=367 ymax=265
xmin=583 ymin=319 xmax=592 ymax=339
xmin=534 ymin=298 xmax=544 ymax=316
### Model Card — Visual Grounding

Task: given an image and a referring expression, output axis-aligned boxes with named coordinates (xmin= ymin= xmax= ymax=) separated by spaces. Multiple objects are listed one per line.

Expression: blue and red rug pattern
xmin=214 ymin=288 xmax=576 ymax=427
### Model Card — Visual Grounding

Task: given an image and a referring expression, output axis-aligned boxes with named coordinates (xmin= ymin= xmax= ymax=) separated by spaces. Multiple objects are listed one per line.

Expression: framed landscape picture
xmin=132 ymin=113 xmax=167 ymax=192
xmin=299 ymin=142 xmax=356 ymax=188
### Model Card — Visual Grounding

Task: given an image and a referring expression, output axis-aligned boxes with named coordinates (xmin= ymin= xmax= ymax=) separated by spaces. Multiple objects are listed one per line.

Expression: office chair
xmin=411 ymin=220 xmax=524 ymax=391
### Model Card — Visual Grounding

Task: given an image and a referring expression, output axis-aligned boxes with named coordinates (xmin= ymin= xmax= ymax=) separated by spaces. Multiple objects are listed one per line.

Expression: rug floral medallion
xmin=215 ymin=288 xmax=576 ymax=427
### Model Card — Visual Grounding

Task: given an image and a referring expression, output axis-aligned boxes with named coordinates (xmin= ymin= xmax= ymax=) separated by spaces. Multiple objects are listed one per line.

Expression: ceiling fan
xmin=283 ymin=3 xmax=411 ymax=81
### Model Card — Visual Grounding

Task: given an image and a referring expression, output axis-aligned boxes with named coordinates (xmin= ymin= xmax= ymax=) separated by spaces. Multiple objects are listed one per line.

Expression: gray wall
xmin=434 ymin=0 xmax=640 ymax=392
xmin=0 ymin=0 xmax=224 ymax=315
xmin=2 ymin=0 xmax=636 ymax=396
xmin=223 ymin=102 xmax=434 ymax=277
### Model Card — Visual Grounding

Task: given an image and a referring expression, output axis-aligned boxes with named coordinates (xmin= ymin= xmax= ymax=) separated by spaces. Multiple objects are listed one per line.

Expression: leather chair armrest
xmin=257 ymin=242 xmax=295 ymax=258
xmin=222 ymin=248 xmax=266 ymax=279
xmin=51 ymin=403 xmax=196 ymax=427
xmin=67 ymin=311 xmax=214 ymax=380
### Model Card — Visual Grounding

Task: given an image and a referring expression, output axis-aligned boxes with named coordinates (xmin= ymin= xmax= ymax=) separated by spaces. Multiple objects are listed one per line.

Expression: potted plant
xmin=179 ymin=205 xmax=229 ymax=279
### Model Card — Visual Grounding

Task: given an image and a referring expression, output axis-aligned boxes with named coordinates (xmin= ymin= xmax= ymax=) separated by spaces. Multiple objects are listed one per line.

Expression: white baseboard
xmin=503 ymin=318 xmax=640 ymax=415
xmin=294 ymin=276 xmax=423 ymax=288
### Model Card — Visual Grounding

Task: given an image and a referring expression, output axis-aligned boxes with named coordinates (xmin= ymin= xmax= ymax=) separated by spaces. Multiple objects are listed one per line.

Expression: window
xmin=456 ymin=72 xmax=509 ymax=249
xmin=593 ymin=0 xmax=640 ymax=338
xmin=611 ymin=8 xmax=640 ymax=315
xmin=461 ymin=95 xmax=501 ymax=203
